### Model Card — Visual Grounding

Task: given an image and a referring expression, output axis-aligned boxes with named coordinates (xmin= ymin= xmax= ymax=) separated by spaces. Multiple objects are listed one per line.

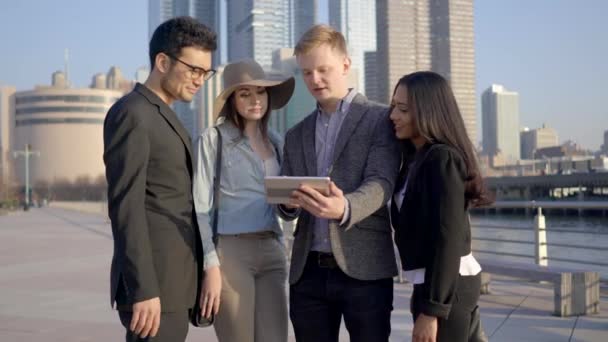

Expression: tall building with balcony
xmin=376 ymin=0 xmax=476 ymax=143
xmin=12 ymin=72 xmax=123 ymax=185
xmin=226 ymin=0 xmax=291 ymax=68
xmin=328 ymin=0 xmax=377 ymax=93
xmin=482 ymin=84 xmax=520 ymax=164
xmin=520 ymin=124 xmax=559 ymax=159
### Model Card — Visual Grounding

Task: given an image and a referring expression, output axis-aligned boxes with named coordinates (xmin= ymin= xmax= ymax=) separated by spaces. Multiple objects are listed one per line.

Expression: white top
xmin=392 ymin=180 xmax=481 ymax=284
xmin=263 ymin=155 xmax=280 ymax=177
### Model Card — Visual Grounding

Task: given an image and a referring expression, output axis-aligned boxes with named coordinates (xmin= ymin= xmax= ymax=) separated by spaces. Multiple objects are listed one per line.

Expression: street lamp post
xmin=13 ymin=144 xmax=40 ymax=209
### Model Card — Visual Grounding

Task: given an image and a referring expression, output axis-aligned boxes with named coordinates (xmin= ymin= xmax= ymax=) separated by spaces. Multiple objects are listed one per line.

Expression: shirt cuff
xmin=278 ymin=204 xmax=300 ymax=220
xmin=203 ymin=251 xmax=220 ymax=270
xmin=339 ymin=199 xmax=351 ymax=226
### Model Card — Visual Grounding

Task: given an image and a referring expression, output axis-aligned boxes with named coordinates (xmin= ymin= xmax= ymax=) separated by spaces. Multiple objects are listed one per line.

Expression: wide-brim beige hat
xmin=213 ymin=59 xmax=295 ymax=121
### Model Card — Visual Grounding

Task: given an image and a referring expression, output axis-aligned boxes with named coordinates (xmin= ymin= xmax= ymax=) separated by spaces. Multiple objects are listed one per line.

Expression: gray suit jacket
xmin=281 ymin=93 xmax=400 ymax=284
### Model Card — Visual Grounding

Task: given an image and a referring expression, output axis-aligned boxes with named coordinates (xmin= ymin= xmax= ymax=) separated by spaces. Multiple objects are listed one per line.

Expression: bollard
xmin=534 ymin=207 xmax=548 ymax=266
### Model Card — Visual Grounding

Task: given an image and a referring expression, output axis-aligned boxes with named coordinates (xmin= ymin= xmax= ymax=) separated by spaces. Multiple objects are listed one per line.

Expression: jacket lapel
xmin=332 ymin=93 xmax=368 ymax=165
xmin=135 ymin=84 xmax=193 ymax=160
xmin=157 ymin=106 xmax=193 ymax=158
xmin=301 ymin=111 xmax=317 ymax=176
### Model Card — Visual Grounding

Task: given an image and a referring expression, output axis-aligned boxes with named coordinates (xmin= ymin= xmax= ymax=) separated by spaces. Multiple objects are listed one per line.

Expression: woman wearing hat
xmin=192 ymin=59 xmax=295 ymax=342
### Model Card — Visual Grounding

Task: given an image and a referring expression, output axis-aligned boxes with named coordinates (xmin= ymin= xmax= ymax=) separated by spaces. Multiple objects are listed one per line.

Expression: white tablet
xmin=264 ymin=176 xmax=331 ymax=204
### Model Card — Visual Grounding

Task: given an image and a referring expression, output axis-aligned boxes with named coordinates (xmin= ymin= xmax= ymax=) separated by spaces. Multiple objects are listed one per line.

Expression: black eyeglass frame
xmin=166 ymin=53 xmax=216 ymax=81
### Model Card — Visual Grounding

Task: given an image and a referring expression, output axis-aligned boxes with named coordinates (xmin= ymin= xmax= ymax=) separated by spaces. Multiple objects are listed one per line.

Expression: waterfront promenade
xmin=1 ymin=207 xmax=606 ymax=341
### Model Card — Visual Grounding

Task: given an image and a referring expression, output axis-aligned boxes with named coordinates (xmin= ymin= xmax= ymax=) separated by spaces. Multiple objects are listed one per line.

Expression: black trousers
xmin=289 ymin=252 xmax=394 ymax=342
xmin=411 ymin=273 xmax=482 ymax=342
xmin=118 ymin=310 xmax=189 ymax=342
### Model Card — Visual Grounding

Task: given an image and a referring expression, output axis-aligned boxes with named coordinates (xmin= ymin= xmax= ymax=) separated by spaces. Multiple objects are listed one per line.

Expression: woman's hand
xmin=412 ymin=313 xmax=438 ymax=342
xmin=200 ymin=266 xmax=222 ymax=319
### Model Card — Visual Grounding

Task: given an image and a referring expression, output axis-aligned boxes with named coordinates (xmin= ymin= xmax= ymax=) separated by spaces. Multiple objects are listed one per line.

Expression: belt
xmin=222 ymin=231 xmax=277 ymax=239
xmin=309 ymin=251 xmax=338 ymax=269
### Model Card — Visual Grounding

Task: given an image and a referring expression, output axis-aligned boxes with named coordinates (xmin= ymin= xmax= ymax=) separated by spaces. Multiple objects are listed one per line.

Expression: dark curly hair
xmin=149 ymin=16 xmax=217 ymax=70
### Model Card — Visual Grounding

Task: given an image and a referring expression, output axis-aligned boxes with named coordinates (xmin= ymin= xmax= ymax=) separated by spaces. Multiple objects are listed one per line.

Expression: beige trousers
xmin=213 ymin=233 xmax=288 ymax=342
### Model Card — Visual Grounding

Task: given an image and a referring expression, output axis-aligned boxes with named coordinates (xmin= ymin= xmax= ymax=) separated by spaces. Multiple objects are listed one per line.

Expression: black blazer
xmin=391 ymin=143 xmax=471 ymax=319
xmin=104 ymin=83 xmax=201 ymax=312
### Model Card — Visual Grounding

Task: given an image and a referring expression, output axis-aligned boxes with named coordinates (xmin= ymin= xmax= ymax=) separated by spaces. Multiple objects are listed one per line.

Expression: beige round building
xmin=13 ymin=82 xmax=122 ymax=185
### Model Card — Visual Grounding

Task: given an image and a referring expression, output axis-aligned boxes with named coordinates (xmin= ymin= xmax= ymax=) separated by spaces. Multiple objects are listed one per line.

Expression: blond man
xmin=278 ymin=25 xmax=400 ymax=342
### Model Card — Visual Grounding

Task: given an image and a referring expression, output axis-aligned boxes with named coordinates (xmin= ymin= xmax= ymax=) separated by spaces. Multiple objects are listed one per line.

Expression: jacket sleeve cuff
xmin=419 ymin=298 xmax=452 ymax=319
xmin=129 ymin=283 xmax=161 ymax=305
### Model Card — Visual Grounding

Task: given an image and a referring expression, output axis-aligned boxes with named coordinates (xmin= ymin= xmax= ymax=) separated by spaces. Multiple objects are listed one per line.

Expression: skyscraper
xmin=271 ymin=48 xmax=316 ymax=134
xmin=149 ymin=0 xmax=221 ymax=138
xmin=176 ymin=0 xmax=221 ymax=64
xmin=329 ymin=0 xmax=377 ymax=93
xmin=520 ymin=124 xmax=559 ymax=159
xmin=364 ymin=51 xmax=379 ymax=102
xmin=376 ymin=0 xmax=476 ymax=144
xmin=149 ymin=0 xmax=221 ymax=64
xmin=226 ymin=0 xmax=291 ymax=68
xmin=0 ymin=86 xmax=16 ymax=188
xmin=482 ymin=84 xmax=520 ymax=164
xmin=149 ymin=0 xmax=175 ymax=40
xmin=292 ymin=0 xmax=318 ymax=44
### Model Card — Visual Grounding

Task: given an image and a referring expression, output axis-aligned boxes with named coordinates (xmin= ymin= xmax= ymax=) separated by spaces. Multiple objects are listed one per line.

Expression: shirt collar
xmin=134 ymin=83 xmax=172 ymax=112
xmin=217 ymin=117 xmax=242 ymax=143
xmin=217 ymin=117 xmax=281 ymax=148
xmin=316 ymin=88 xmax=357 ymax=115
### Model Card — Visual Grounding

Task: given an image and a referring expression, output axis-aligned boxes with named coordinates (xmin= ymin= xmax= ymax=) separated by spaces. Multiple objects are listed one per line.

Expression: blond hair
xmin=294 ymin=24 xmax=348 ymax=56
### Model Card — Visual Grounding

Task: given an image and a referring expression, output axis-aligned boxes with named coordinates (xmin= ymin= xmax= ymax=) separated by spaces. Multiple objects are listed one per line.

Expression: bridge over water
xmin=486 ymin=173 xmax=608 ymax=203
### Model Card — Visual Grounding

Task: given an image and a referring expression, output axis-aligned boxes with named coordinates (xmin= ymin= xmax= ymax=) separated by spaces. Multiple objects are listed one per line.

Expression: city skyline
xmin=1 ymin=0 xmax=607 ymax=149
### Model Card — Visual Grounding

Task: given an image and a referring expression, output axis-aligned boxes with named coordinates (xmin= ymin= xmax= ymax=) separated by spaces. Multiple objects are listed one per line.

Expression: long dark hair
xmin=223 ymin=91 xmax=272 ymax=140
xmin=393 ymin=71 xmax=492 ymax=207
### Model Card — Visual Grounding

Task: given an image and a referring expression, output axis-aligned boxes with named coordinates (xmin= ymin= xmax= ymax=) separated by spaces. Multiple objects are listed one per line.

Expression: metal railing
xmin=472 ymin=203 xmax=608 ymax=280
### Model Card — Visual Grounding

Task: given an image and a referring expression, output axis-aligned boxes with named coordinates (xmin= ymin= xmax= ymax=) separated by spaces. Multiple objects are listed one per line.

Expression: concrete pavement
xmin=0 ymin=207 xmax=606 ymax=341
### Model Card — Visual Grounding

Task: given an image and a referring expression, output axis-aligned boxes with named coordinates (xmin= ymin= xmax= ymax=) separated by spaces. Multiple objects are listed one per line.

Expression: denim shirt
xmin=192 ymin=119 xmax=284 ymax=269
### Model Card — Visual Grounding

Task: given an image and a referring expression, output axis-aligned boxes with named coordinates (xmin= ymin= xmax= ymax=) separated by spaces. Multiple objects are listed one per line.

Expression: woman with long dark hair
xmin=389 ymin=71 xmax=491 ymax=342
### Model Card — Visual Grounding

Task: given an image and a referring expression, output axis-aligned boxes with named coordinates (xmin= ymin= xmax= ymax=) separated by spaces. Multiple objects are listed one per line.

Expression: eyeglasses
xmin=167 ymin=54 xmax=216 ymax=81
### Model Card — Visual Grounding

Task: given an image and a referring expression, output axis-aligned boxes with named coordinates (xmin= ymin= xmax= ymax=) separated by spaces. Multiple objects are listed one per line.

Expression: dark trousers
xmin=118 ymin=310 xmax=189 ymax=342
xmin=411 ymin=273 xmax=482 ymax=342
xmin=289 ymin=252 xmax=393 ymax=342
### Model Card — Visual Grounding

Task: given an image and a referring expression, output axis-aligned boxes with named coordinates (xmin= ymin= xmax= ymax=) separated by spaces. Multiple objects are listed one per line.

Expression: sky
xmin=1 ymin=0 xmax=607 ymax=150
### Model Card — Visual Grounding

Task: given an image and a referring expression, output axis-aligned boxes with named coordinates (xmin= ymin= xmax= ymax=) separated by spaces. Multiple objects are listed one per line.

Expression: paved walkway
xmin=0 ymin=207 xmax=606 ymax=341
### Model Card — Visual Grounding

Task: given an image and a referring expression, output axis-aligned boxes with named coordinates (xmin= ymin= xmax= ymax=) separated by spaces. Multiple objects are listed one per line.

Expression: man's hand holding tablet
xmin=265 ymin=176 xmax=347 ymax=221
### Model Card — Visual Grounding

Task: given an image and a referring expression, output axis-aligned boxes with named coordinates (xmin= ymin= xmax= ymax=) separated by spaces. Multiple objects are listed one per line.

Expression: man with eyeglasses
xmin=103 ymin=16 xmax=217 ymax=342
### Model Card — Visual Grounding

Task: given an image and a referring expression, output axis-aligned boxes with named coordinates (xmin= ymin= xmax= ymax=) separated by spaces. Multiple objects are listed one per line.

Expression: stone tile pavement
xmin=1 ymin=207 xmax=606 ymax=341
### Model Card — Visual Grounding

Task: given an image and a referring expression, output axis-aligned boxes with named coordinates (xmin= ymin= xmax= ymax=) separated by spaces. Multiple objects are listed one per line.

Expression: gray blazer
xmin=281 ymin=93 xmax=400 ymax=284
